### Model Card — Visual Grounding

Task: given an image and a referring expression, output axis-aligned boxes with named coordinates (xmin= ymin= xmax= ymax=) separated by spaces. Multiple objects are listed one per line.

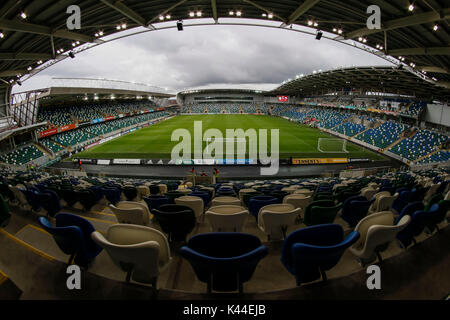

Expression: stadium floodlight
xmin=433 ymin=24 xmax=439 ymax=31
xmin=316 ymin=31 xmax=323 ymax=40
xmin=177 ymin=20 xmax=184 ymax=31
xmin=229 ymin=11 xmax=235 ymax=16
xmin=196 ymin=11 xmax=202 ymax=17
xmin=0 ymin=32 xmax=4 ymax=39
xmin=159 ymin=15 xmax=164 ymax=21
xmin=236 ymin=11 xmax=242 ymax=17
xmin=27 ymin=66 xmax=32 ymax=71
xmin=121 ymin=23 xmax=127 ymax=29
xmin=261 ymin=13 xmax=266 ymax=17
xmin=268 ymin=13 xmax=274 ymax=19
xmin=189 ymin=11 xmax=195 ymax=17
xmin=20 ymin=12 xmax=27 ymax=19
xmin=338 ymin=29 xmax=343 ymax=34
xmin=166 ymin=14 xmax=171 ymax=19
xmin=307 ymin=20 xmax=313 ymax=26
xmin=408 ymin=4 xmax=415 ymax=12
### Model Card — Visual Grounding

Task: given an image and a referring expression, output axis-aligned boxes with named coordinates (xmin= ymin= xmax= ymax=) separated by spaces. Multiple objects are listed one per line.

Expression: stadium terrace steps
xmin=385 ymin=136 xmax=406 ymax=151
xmin=81 ymin=210 xmax=118 ymax=222
xmin=14 ymin=224 xmax=68 ymax=262
xmin=34 ymin=142 xmax=54 ymax=159
xmin=11 ymin=222 xmax=174 ymax=288
xmin=0 ymin=269 xmax=22 ymax=300
xmin=414 ymin=149 xmax=442 ymax=163
xmin=354 ymin=122 xmax=381 ymax=137
xmin=0 ymin=227 xmax=155 ymax=299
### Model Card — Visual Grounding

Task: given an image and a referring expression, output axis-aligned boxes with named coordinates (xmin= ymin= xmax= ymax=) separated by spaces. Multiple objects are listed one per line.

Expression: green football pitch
xmin=74 ymin=115 xmax=386 ymax=161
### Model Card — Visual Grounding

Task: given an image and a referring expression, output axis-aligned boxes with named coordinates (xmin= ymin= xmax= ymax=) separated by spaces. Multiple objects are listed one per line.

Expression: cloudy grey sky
xmin=16 ymin=19 xmax=392 ymax=93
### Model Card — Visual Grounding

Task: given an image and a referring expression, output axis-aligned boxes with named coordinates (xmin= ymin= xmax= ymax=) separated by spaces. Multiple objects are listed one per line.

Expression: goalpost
xmin=317 ymin=138 xmax=349 ymax=154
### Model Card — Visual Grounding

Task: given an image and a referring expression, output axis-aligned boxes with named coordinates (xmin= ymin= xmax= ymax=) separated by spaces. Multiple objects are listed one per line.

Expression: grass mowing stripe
xmin=74 ymin=115 xmax=385 ymax=161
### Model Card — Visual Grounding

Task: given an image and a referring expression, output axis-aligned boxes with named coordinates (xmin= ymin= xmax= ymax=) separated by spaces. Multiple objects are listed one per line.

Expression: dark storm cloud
xmin=16 ymin=22 xmax=391 ymax=93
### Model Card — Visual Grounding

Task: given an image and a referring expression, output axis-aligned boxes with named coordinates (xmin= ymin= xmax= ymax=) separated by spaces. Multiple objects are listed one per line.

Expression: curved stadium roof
xmin=272 ymin=65 xmax=450 ymax=101
xmin=0 ymin=0 xmax=449 ymax=107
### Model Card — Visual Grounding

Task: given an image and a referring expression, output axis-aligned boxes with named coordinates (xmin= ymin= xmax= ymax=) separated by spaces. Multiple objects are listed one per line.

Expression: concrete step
xmin=13 ymin=224 xmax=127 ymax=283
xmin=0 ymin=227 xmax=154 ymax=299
xmin=0 ymin=268 xmax=22 ymax=300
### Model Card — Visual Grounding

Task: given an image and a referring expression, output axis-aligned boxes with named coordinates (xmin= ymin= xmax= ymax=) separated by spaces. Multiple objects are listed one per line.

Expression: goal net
xmin=317 ymin=138 xmax=349 ymax=154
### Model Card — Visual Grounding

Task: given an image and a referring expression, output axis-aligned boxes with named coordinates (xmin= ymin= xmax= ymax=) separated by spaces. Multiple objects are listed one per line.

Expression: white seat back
xmin=136 ymin=185 xmax=150 ymax=199
xmin=9 ymin=185 xmax=28 ymax=206
xmin=424 ymin=183 xmax=441 ymax=202
xmin=283 ymin=194 xmax=312 ymax=211
xmin=175 ymin=196 xmax=204 ymax=219
xmin=351 ymin=211 xmax=410 ymax=260
xmin=205 ymin=205 xmax=248 ymax=232
xmin=91 ymin=224 xmax=171 ymax=284
xmin=294 ymin=189 xmax=314 ymax=197
xmin=258 ymin=206 xmax=300 ymax=240
xmin=110 ymin=201 xmax=150 ymax=226
xmin=361 ymin=187 xmax=377 ymax=201
xmin=211 ymin=196 xmax=241 ymax=207
xmin=376 ymin=193 xmax=399 ymax=212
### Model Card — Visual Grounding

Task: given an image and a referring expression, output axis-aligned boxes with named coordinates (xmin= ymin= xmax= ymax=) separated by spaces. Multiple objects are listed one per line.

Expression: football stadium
xmin=0 ymin=0 xmax=449 ymax=308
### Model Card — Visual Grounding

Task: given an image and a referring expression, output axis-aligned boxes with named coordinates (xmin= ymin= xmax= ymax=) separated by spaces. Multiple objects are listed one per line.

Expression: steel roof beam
xmin=242 ymin=0 xmax=287 ymax=23
xmin=147 ymin=0 xmax=190 ymax=25
xmin=287 ymin=0 xmax=322 ymax=25
xmin=0 ymin=19 xmax=96 ymax=43
xmin=99 ymin=0 xmax=147 ymax=26
xmin=342 ymin=8 xmax=450 ymax=39
xmin=0 ymin=52 xmax=53 ymax=60
xmin=387 ymin=47 xmax=450 ymax=56
xmin=211 ymin=0 xmax=218 ymax=23
xmin=0 ymin=70 xmax=26 ymax=77
xmin=417 ymin=66 xmax=449 ymax=74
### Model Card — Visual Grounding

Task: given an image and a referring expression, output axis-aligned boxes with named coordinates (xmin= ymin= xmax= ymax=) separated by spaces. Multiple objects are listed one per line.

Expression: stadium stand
xmin=45 ymin=111 xmax=169 ymax=148
xmin=390 ymin=129 xmax=448 ymax=161
xmin=40 ymin=139 xmax=65 ymax=153
xmin=416 ymin=151 xmax=450 ymax=165
xmin=0 ymin=165 xmax=449 ymax=298
xmin=400 ymin=102 xmax=426 ymax=118
xmin=334 ymin=122 xmax=366 ymax=137
xmin=38 ymin=101 xmax=158 ymax=132
xmin=0 ymin=145 xmax=43 ymax=166
xmin=356 ymin=121 xmax=409 ymax=149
